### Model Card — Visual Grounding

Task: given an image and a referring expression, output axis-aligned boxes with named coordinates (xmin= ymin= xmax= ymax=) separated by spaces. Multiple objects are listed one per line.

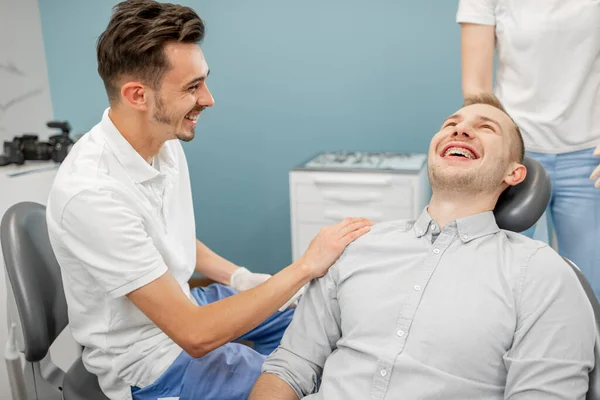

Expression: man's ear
xmin=504 ymin=162 xmax=527 ymax=187
xmin=120 ymin=81 xmax=149 ymax=111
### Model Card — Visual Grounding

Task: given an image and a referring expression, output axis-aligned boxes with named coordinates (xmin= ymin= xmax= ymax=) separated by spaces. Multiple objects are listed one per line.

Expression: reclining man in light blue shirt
xmin=250 ymin=93 xmax=597 ymax=400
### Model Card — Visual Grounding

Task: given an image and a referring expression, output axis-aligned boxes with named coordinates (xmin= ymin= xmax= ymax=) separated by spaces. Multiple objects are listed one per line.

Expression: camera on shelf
xmin=0 ymin=121 xmax=74 ymax=167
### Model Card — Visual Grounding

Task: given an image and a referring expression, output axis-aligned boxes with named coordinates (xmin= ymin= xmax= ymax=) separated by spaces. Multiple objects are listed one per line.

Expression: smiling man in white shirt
xmin=45 ymin=2 xmax=372 ymax=400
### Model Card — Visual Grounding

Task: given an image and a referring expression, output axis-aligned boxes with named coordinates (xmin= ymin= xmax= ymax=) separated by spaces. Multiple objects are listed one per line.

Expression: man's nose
xmin=452 ymin=122 xmax=474 ymax=139
xmin=197 ymin=85 xmax=215 ymax=108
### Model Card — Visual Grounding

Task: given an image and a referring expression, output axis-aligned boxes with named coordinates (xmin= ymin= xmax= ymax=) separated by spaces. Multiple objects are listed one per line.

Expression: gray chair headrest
xmin=494 ymin=157 xmax=551 ymax=232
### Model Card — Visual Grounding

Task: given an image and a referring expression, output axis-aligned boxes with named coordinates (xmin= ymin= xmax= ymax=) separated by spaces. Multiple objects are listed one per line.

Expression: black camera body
xmin=0 ymin=121 xmax=74 ymax=167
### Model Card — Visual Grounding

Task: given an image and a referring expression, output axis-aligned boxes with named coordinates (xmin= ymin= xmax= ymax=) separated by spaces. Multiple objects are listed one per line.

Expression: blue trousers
xmin=131 ymin=284 xmax=294 ymax=400
xmin=522 ymin=148 xmax=600 ymax=299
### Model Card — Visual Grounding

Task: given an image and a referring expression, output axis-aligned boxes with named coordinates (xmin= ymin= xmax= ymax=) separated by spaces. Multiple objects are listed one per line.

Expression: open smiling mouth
xmin=440 ymin=145 xmax=480 ymax=161
xmin=184 ymin=113 xmax=198 ymax=122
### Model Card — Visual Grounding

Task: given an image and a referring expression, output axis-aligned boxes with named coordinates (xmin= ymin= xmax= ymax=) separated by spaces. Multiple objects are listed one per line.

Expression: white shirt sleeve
xmin=58 ymin=187 xmax=168 ymax=298
xmin=456 ymin=0 xmax=497 ymax=26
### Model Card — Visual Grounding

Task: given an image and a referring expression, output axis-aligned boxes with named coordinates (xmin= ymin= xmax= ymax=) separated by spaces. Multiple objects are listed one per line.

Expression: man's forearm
xmin=127 ymin=260 xmax=313 ymax=360
xmin=195 ymin=239 xmax=239 ymax=285
xmin=189 ymin=260 xmax=312 ymax=357
xmin=250 ymin=373 xmax=299 ymax=400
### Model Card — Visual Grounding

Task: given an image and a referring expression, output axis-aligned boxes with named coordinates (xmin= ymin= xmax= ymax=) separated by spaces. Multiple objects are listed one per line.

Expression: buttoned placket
xmin=370 ymin=224 xmax=457 ymax=400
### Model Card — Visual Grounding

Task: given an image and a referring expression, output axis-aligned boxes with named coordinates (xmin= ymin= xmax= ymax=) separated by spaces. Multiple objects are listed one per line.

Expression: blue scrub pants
xmin=131 ymin=284 xmax=294 ymax=400
xmin=522 ymin=148 xmax=600 ymax=299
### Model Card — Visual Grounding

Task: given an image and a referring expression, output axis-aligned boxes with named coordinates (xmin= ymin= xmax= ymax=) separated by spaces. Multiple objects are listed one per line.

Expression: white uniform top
xmin=457 ymin=0 xmax=600 ymax=154
xmin=47 ymin=109 xmax=197 ymax=400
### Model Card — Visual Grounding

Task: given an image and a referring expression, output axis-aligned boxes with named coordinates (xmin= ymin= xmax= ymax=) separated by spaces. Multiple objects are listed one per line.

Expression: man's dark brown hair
xmin=463 ymin=92 xmax=525 ymax=163
xmin=97 ymin=0 xmax=205 ymax=102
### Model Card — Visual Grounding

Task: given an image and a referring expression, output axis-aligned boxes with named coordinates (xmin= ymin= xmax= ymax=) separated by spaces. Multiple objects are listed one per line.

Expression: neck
xmin=108 ymin=107 xmax=165 ymax=164
xmin=427 ymin=190 xmax=498 ymax=230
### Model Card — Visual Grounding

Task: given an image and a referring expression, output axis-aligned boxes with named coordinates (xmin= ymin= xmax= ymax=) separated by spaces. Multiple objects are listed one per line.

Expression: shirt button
xmin=462 ymin=235 xmax=469 ymax=240
xmin=397 ymin=330 xmax=405 ymax=337
xmin=380 ymin=369 xmax=387 ymax=377
xmin=433 ymin=248 xmax=440 ymax=254
xmin=414 ymin=285 xmax=421 ymax=291
xmin=430 ymin=223 xmax=437 ymax=231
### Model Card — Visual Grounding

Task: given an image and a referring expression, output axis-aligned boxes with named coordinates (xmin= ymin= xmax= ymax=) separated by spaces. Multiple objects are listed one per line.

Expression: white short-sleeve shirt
xmin=457 ymin=0 xmax=600 ymax=154
xmin=47 ymin=109 xmax=197 ymax=400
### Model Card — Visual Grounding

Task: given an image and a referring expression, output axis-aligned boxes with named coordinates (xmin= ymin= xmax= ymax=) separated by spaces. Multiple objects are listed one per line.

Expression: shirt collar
xmin=100 ymin=108 xmax=177 ymax=183
xmin=414 ymin=207 xmax=499 ymax=243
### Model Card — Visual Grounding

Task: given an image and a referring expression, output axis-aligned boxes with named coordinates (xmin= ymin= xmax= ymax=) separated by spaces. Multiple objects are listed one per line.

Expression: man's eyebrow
xmin=184 ymin=69 xmax=210 ymax=87
xmin=477 ymin=115 xmax=501 ymax=131
xmin=442 ymin=113 xmax=462 ymax=124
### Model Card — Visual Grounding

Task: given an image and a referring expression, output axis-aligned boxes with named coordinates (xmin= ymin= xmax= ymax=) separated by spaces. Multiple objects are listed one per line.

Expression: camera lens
xmin=21 ymin=137 xmax=53 ymax=161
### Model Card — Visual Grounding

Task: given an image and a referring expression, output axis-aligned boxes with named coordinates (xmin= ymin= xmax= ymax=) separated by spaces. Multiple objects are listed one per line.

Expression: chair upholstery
xmin=1 ymin=202 xmax=109 ymax=400
xmin=564 ymin=258 xmax=600 ymax=400
xmin=494 ymin=156 xmax=552 ymax=232
xmin=62 ymin=357 xmax=110 ymax=400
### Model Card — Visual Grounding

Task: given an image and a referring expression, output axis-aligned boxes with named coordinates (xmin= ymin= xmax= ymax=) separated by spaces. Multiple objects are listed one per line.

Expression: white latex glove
xmin=590 ymin=144 xmax=600 ymax=188
xmin=229 ymin=267 xmax=305 ymax=311
xmin=229 ymin=267 xmax=271 ymax=292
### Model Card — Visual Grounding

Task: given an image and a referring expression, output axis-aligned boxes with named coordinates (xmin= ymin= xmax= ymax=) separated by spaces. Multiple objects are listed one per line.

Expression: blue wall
xmin=38 ymin=0 xmax=462 ymax=274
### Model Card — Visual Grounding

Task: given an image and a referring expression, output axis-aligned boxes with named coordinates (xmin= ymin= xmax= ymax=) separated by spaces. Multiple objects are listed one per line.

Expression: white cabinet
xmin=289 ymin=152 xmax=430 ymax=261
xmin=0 ymin=162 xmax=80 ymax=399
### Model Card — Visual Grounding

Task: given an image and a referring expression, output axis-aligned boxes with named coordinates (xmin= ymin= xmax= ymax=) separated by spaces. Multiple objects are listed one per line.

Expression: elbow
xmin=183 ymin=331 xmax=219 ymax=358
xmin=186 ymin=344 xmax=209 ymax=359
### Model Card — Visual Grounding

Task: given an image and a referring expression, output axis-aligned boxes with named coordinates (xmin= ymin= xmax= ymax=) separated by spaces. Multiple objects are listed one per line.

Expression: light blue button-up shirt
xmin=262 ymin=209 xmax=596 ymax=399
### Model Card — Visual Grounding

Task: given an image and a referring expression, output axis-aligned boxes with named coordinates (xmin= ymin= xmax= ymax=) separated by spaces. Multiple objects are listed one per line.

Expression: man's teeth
xmin=185 ymin=114 xmax=198 ymax=121
xmin=443 ymin=147 xmax=475 ymax=159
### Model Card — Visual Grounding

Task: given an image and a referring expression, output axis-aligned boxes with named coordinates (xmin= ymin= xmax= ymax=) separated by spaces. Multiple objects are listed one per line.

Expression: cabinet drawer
xmin=292 ymin=173 xmax=414 ymax=208
xmin=293 ymin=222 xmax=326 ymax=260
xmin=294 ymin=204 xmax=413 ymax=224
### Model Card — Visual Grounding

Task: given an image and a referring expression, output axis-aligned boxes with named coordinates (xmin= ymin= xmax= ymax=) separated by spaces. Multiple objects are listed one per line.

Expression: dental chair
xmin=494 ymin=156 xmax=600 ymax=400
xmin=1 ymin=201 xmax=109 ymax=399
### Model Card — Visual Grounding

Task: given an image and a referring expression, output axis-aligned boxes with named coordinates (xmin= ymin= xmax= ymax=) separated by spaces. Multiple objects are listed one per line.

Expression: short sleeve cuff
xmin=107 ymin=261 xmax=168 ymax=298
xmin=456 ymin=13 xmax=496 ymax=26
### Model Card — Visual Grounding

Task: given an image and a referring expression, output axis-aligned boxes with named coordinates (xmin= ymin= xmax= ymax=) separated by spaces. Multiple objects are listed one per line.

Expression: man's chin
xmin=176 ymin=129 xmax=195 ymax=142
xmin=430 ymin=168 xmax=477 ymax=188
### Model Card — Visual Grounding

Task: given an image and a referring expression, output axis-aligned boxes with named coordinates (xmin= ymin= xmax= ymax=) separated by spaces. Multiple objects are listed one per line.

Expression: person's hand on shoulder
xmin=299 ymin=217 xmax=374 ymax=279
xmin=229 ymin=217 xmax=373 ymax=311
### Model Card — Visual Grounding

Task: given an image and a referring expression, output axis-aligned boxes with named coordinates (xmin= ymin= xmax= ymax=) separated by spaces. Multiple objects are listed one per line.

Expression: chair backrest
xmin=1 ymin=201 xmax=68 ymax=362
xmin=564 ymin=258 xmax=600 ymax=400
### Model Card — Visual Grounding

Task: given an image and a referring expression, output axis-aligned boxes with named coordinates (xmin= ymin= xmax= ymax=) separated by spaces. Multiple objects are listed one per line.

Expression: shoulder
xmin=47 ymin=184 xmax=135 ymax=236
xmin=345 ymin=219 xmax=414 ymax=250
xmin=506 ymin=236 xmax=591 ymax=313
xmin=49 ymin=125 xmax=137 ymax=222
xmin=329 ymin=219 xmax=415 ymax=276
xmin=524 ymin=242 xmax=581 ymax=285
xmin=498 ymin=230 xmax=574 ymax=282
xmin=51 ymin=125 xmax=111 ymax=195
